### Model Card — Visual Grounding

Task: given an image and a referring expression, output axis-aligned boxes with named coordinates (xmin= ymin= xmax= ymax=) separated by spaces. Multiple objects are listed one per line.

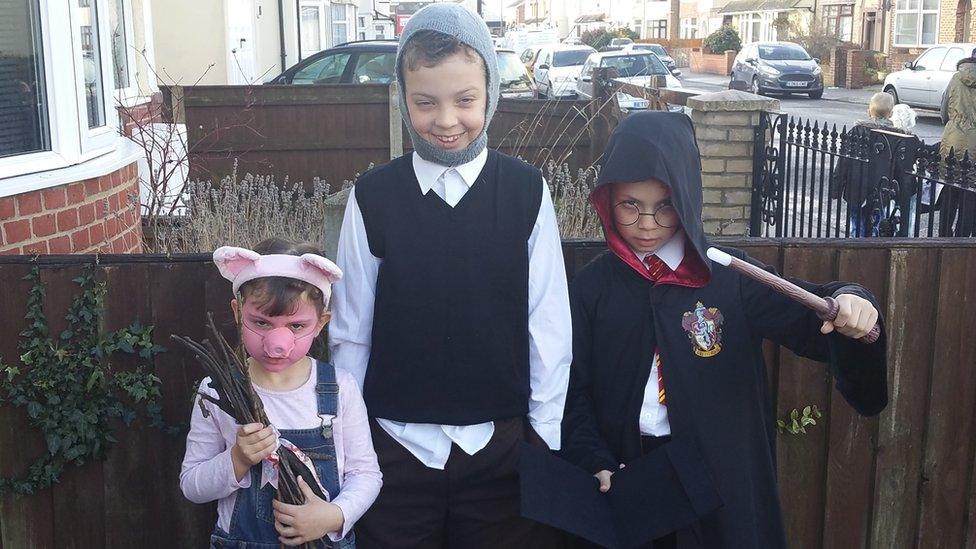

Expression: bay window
xmin=1 ymin=0 xmax=139 ymax=186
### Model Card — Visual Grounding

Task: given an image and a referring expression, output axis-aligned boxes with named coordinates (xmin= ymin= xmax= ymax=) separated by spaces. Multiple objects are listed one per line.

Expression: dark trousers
xmin=355 ymin=416 xmax=567 ymax=549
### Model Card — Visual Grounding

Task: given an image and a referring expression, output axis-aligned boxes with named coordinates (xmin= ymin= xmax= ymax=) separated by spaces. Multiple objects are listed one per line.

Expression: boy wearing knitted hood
xmin=329 ymin=4 xmax=571 ymax=547
xmin=560 ymin=112 xmax=888 ymax=548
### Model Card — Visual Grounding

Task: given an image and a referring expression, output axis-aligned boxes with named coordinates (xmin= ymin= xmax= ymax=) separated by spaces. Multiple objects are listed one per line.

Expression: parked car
xmin=533 ymin=44 xmax=597 ymax=99
xmin=730 ymin=42 xmax=824 ymax=99
xmin=268 ymin=40 xmax=398 ymax=85
xmin=883 ymin=43 xmax=975 ymax=123
xmin=622 ymin=43 xmax=680 ymax=76
xmin=576 ymin=51 xmax=682 ymax=112
xmin=497 ymin=49 xmax=537 ymax=99
xmin=268 ymin=40 xmax=537 ymax=99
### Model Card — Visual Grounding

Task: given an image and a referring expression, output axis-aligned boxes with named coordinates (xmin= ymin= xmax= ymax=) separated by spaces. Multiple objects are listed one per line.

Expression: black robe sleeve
xmin=561 ymin=280 xmax=620 ymax=475
xmin=731 ymin=249 xmax=889 ymax=417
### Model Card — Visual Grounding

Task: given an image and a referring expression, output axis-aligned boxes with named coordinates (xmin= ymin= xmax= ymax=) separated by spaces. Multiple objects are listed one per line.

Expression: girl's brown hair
xmin=237 ymin=237 xmax=327 ymax=316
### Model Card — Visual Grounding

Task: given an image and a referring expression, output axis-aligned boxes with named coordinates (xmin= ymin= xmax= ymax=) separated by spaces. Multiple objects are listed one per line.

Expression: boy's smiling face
xmin=610 ymin=179 xmax=681 ymax=255
xmin=403 ymin=50 xmax=487 ymax=152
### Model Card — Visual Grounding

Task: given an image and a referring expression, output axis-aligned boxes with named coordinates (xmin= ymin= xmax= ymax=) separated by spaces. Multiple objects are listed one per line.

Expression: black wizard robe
xmin=559 ymin=112 xmax=888 ymax=548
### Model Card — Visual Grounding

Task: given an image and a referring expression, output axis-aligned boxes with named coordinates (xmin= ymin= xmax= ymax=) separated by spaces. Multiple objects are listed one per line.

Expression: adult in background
xmin=938 ymin=48 xmax=976 ymax=236
xmin=830 ymin=92 xmax=895 ymax=237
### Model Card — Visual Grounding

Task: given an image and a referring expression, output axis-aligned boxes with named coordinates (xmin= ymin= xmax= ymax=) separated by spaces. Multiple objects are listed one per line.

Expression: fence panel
xmin=0 ymin=242 xmax=973 ymax=546
xmin=182 ymin=85 xmax=599 ymax=189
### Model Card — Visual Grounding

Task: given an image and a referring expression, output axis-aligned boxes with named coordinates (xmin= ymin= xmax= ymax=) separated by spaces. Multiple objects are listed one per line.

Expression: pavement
xmin=676 ymin=70 xmax=883 ymax=105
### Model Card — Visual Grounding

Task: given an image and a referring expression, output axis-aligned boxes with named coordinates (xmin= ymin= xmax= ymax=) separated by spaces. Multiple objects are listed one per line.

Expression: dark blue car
xmin=730 ymin=42 xmax=824 ymax=99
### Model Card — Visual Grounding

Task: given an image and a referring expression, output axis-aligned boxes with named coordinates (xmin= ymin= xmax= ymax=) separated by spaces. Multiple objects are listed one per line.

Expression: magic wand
xmin=706 ymin=248 xmax=881 ymax=344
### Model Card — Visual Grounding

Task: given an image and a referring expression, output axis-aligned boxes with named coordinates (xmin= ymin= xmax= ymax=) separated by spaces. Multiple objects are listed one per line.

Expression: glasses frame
xmin=612 ymin=201 xmax=680 ymax=228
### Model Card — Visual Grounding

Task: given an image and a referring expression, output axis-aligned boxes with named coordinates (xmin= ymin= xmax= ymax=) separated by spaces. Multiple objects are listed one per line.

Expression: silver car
xmin=883 ymin=43 xmax=975 ymax=123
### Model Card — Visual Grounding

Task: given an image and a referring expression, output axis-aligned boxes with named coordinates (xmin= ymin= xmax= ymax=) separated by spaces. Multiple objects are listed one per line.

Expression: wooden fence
xmin=181 ymin=84 xmax=600 ymax=189
xmin=1 ymin=239 xmax=975 ymax=548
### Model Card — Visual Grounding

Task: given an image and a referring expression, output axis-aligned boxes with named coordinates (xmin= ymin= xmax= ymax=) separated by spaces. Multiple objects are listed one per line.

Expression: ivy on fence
xmin=0 ymin=265 xmax=171 ymax=496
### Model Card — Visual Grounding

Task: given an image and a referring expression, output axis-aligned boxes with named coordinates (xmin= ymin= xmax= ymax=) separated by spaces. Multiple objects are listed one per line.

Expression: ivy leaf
xmin=45 ymin=434 xmax=60 ymax=455
xmin=26 ymin=401 xmax=42 ymax=418
xmin=802 ymin=405 xmax=811 ymax=416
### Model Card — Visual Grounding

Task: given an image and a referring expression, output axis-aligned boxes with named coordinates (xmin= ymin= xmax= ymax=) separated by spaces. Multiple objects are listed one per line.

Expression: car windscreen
xmin=635 ymin=44 xmax=667 ymax=56
xmin=497 ymin=52 xmax=533 ymax=89
xmin=757 ymin=45 xmax=811 ymax=61
xmin=553 ymin=50 xmax=592 ymax=67
xmin=599 ymin=54 xmax=667 ymax=77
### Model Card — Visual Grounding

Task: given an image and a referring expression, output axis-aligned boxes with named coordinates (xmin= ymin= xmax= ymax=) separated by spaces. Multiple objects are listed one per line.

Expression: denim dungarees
xmin=210 ymin=360 xmax=355 ymax=548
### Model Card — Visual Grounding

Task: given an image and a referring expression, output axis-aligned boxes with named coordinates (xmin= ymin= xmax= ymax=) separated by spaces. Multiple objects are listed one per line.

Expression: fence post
xmin=588 ymin=67 xmax=622 ymax=164
xmin=686 ymin=90 xmax=780 ymax=236
xmin=389 ymin=81 xmax=403 ymax=159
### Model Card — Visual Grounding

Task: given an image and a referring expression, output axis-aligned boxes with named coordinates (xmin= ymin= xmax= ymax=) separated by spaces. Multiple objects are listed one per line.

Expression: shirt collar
xmin=412 ymin=149 xmax=488 ymax=195
xmin=637 ymin=230 xmax=685 ymax=271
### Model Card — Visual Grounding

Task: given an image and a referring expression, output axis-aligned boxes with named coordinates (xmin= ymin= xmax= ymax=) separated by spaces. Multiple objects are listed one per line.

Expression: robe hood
xmin=591 ymin=111 xmax=712 ymax=281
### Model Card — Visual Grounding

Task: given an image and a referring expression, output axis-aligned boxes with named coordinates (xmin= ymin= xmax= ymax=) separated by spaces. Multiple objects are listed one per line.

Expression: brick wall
xmin=887 ymin=48 xmax=925 ymax=72
xmin=846 ymin=50 xmax=885 ymax=88
xmin=690 ymin=49 xmax=736 ymax=75
xmin=939 ymin=0 xmax=959 ymax=43
xmin=0 ymin=162 xmax=143 ymax=255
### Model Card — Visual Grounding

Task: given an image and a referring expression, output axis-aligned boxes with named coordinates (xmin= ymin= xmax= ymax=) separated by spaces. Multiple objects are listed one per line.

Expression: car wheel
xmin=750 ymin=77 xmax=762 ymax=96
xmin=808 ymin=89 xmax=823 ymax=99
xmin=884 ymin=86 xmax=899 ymax=104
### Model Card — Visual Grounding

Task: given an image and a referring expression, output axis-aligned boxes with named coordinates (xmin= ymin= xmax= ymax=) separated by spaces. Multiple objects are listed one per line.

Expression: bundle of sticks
xmin=172 ymin=314 xmax=327 ymax=539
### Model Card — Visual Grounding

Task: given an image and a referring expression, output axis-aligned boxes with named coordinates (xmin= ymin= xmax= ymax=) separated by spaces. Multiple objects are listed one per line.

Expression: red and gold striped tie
xmin=643 ymin=254 xmax=669 ymax=281
xmin=655 ymin=352 xmax=666 ymax=404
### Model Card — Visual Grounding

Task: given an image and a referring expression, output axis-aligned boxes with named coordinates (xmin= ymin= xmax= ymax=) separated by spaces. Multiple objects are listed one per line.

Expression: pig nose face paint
xmin=240 ymin=299 xmax=321 ymax=372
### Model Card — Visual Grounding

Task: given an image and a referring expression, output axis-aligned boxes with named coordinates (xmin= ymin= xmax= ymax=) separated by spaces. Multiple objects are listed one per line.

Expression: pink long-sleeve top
xmin=180 ymin=361 xmax=382 ymax=541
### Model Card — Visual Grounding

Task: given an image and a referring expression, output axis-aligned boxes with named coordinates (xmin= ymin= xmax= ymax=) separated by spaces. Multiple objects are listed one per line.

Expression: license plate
xmin=634 ymin=100 xmax=649 ymax=109
xmin=785 ymin=81 xmax=807 ymax=88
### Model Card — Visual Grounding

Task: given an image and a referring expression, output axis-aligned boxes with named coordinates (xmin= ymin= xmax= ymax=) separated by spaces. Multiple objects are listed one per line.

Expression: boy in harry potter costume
xmin=560 ymin=112 xmax=888 ymax=548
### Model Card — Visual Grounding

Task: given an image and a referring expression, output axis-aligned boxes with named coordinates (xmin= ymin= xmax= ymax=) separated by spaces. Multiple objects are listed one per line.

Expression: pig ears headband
xmin=213 ymin=246 xmax=343 ymax=308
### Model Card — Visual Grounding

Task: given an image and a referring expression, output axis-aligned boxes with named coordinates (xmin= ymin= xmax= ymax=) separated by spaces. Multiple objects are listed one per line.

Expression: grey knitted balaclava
xmin=395 ymin=4 xmax=499 ymax=166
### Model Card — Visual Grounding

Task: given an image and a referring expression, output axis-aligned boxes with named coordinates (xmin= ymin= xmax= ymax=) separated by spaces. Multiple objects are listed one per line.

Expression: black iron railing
xmin=750 ymin=113 xmax=976 ymax=238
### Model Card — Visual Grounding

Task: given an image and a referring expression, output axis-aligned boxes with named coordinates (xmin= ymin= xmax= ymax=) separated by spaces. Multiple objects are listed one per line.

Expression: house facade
xmin=1 ymin=0 xmax=155 ymax=254
xmin=151 ymin=0 xmax=390 ymax=86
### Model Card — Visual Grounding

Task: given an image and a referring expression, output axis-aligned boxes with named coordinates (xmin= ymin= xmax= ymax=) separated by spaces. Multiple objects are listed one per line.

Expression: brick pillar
xmin=686 ymin=90 xmax=780 ymax=236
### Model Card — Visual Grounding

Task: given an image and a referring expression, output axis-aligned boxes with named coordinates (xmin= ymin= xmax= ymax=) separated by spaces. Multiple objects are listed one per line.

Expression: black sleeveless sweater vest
xmin=354 ymin=150 xmax=543 ymax=424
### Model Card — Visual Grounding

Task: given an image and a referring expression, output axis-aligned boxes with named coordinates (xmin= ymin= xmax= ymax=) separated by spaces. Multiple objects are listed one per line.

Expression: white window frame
xmin=330 ymin=3 xmax=351 ymax=48
xmin=70 ymin=0 xmax=120 ymax=155
xmin=108 ymin=0 xmax=140 ymax=105
xmin=0 ymin=0 xmax=133 ymax=188
xmin=300 ymin=1 xmax=328 ymax=59
xmin=894 ymin=0 xmax=941 ymax=47
xmin=681 ymin=17 xmax=698 ymax=39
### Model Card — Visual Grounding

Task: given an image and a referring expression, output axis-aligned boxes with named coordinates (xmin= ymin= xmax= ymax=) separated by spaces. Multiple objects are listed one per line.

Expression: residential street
xmin=677 ymin=71 xmax=945 ymax=144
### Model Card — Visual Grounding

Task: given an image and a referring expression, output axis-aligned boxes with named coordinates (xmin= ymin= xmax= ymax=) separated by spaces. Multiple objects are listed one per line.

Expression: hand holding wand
xmin=706 ymin=248 xmax=881 ymax=344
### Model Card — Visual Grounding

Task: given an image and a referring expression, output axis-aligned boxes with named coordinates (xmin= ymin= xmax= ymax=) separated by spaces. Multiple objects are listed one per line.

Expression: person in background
xmin=938 ymin=48 xmax=976 ymax=236
xmin=830 ymin=92 xmax=895 ymax=237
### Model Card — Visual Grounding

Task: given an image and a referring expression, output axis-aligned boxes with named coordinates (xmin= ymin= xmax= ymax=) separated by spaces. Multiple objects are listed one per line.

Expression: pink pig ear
xmin=213 ymin=246 xmax=261 ymax=281
xmin=300 ymin=254 xmax=343 ymax=283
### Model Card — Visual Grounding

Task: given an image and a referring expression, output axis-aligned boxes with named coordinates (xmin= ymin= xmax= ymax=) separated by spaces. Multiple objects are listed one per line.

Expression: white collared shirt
xmin=636 ymin=230 xmax=685 ymax=437
xmin=329 ymin=150 xmax=572 ymax=469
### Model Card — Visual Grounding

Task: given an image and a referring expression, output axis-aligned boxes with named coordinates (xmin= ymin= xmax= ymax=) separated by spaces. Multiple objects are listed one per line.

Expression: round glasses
xmin=612 ymin=201 xmax=680 ymax=228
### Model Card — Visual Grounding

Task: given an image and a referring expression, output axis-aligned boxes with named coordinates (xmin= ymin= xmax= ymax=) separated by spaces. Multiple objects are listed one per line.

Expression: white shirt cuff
xmin=529 ymin=419 xmax=562 ymax=451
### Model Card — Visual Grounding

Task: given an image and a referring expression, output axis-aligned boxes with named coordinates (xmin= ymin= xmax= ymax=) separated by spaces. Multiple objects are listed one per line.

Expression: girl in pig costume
xmin=180 ymin=238 xmax=381 ymax=547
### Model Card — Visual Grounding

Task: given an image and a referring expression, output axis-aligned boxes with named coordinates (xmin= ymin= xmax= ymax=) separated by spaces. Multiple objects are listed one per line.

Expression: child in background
xmin=329 ymin=4 xmax=571 ymax=547
xmin=561 ymin=112 xmax=888 ymax=548
xmin=181 ymin=237 xmax=381 ymax=547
